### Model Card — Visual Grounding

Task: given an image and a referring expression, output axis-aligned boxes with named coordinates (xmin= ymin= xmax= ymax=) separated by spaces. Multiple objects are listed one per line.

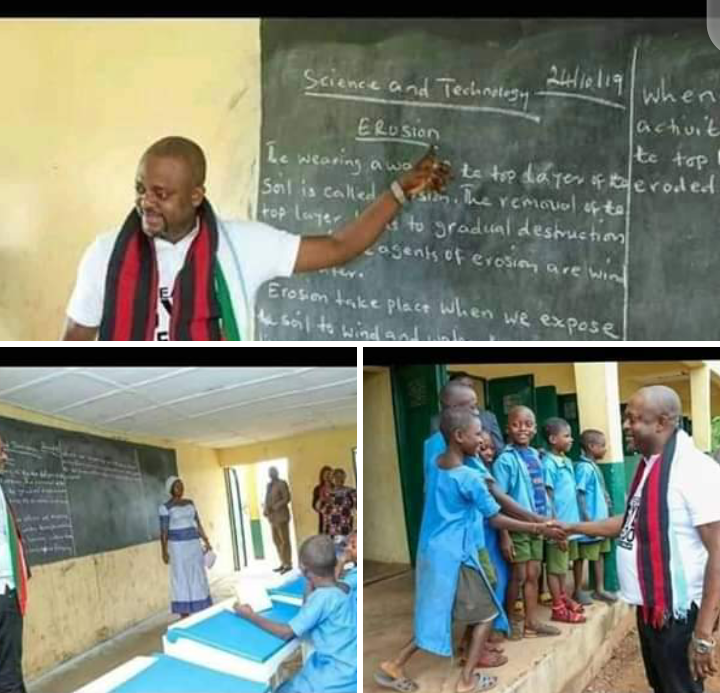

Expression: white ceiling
xmin=0 ymin=367 xmax=357 ymax=448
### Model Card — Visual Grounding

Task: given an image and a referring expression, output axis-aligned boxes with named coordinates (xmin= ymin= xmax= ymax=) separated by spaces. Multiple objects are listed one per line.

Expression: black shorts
xmin=0 ymin=588 xmax=26 ymax=693
xmin=453 ymin=565 xmax=498 ymax=625
xmin=636 ymin=603 xmax=703 ymax=693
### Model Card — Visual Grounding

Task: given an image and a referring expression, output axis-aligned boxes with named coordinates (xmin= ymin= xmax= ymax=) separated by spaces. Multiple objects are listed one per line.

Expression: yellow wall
xmin=0 ymin=20 xmax=261 ymax=340
xmin=0 ymin=402 xmax=230 ymax=679
xmin=456 ymin=363 xmax=577 ymax=394
xmin=363 ymin=369 xmax=410 ymax=565
xmin=216 ymin=426 xmax=357 ymax=545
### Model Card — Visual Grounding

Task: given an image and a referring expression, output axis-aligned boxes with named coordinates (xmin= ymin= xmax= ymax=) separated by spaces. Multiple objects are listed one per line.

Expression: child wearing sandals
xmin=375 ymin=408 xmax=565 ymax=693
xmin=493 ymin=406 xmax=560 ymax=640
xmin=542 ymin=418 xmax=587 ymax=625
xmin=457 ymin=430 xmax=511 ymax=670
xmin=572 ymin=430 xmax=618 ymax=605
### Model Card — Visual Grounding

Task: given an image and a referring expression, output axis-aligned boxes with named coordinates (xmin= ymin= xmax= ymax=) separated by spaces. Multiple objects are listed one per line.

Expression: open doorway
xmin=226 ymin=457 xmax=298 ymax=573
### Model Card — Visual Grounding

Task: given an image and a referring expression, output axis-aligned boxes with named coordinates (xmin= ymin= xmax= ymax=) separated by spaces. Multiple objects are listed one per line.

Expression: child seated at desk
xmin=234 ymin=535 xmax=356 ymax=693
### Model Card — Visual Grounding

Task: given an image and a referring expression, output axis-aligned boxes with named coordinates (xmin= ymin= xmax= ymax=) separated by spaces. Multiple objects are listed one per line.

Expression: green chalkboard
xmin=0 ymin=416 xmax=177 ymax=565
xmin=255 ymin=19 xmax=718 ymax=340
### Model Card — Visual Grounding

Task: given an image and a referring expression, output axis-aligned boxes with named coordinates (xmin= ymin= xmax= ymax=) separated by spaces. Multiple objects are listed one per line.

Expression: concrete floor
xmin=364 ymin=560 xmax=411 ymax=585
xmin=364 ymin=571 xmax=633 ymax=693
xmin=27 ymin=572 xmax=301 ymax=693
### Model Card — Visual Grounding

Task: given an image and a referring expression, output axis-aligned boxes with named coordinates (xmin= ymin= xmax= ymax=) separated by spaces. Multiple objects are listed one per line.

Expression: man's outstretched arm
xmin=293 ymin=146 xmax=451 ymax=273
xmin=61 ymin=318 xmax=98 ymax=340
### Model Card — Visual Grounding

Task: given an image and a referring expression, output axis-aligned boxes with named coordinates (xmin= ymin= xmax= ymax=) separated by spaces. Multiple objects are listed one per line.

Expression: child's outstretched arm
xmin=489 ymin=512 xmax=565 ymax=542
xmin=487 ymin=481 xmax=545 ymax=523
xmin=234 ymin=604 xmax=294 ymax=640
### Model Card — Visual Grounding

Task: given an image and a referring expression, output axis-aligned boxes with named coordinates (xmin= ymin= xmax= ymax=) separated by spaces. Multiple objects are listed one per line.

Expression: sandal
xmin=507 ymin=619 xmax=524 ymax=641
xmin=374 ymin=671 xmax=419 ymax=692
xmin=563 ymin=595 xmax=585 ymax=614
xmin=457 ymin=673 xmax=498 ymax=693
xmin=573 ymin=590 xmax=593 ymax=606
xmin=474 ymin=652 xmax=508 ymax=668
xmin=485 ymin=643 xmax=505 ymax=654
xmin=551 ymin=603 xmax=586 ymax=623
xmin=592 ymin=591 xmax=618 ymax=604
xmin=458 ymin=644 xmax=504 ymax=667
xmin=524 ymin=621 xmax=561 ymax=637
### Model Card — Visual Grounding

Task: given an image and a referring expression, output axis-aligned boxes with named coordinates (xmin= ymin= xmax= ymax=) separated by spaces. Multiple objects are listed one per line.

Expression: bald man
xmin=565 ymin=386 xmax=720 ymax=693
xmin=62 ymin=136 xmax=451 ymax=340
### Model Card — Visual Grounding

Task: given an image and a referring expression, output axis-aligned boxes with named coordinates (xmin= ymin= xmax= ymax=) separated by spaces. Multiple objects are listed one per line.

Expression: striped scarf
xmin=3 ymin=489 xmax=29 ymax=616
xmin=98 ymin=199 xmax=246 ymax=341
xmin=624 ymin=429 xmax=681 ymax=629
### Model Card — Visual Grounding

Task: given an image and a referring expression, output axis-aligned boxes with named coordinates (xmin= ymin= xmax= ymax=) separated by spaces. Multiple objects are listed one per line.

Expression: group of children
xmin=233 ymin=531 xmax=357 ymax=693
xmin=376 ymin=381 xmax=617 ymax=693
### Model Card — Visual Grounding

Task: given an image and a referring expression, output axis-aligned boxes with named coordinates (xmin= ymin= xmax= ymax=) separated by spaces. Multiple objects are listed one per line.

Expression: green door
xmin=534 ymin=385 xmax=559 ymax=449
xmin=390 ymin=364 xmax=448 ymax=565
xmin=486 ymin=375 xmax=536 ymax=445
xmin=558 ymin=393 xmax=582 ymax=461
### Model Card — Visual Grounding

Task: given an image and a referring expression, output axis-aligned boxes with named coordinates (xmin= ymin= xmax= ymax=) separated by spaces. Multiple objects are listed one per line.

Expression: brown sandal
xmin=474 ymin=652 xmax=508 ymax=668
xmin=524 ymin=621 xmax=561 ymax=637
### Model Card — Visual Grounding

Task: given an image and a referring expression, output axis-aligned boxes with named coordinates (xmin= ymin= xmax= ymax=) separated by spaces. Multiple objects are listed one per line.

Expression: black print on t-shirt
xmin=157 ymin=286 xmax=172 ymax=341
xmin=618 ymin=495 xmax=640 ymax=550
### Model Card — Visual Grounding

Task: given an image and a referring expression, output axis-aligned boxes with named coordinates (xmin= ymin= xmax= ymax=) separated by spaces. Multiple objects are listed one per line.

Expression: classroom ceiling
xmin=0 ymin=367 xmax=357 ymax=448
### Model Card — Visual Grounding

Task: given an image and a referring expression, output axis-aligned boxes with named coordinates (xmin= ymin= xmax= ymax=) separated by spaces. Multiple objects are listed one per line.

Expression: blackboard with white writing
xmin=255 ymin=19 xmax=719 ymax=341
xmin=0 ymin=416 xmax=177 ymax=565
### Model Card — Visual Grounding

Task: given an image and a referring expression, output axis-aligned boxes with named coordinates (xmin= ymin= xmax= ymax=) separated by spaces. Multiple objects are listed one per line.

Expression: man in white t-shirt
xmin=564 ymin=385 xmax=720 ymax=693
xmin=61 ymin=136 xmax=451 ymax=341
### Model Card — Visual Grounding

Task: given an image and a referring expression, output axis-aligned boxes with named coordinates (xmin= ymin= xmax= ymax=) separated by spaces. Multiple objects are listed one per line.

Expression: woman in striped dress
xmin=159 ymin=476 xmax=212 ymax=618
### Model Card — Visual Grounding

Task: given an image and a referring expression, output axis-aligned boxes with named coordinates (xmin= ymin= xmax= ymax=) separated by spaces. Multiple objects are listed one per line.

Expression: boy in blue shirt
xmin=572 ymin=430 xmax=617 ymax=605
xmin=376 ymin=408 xmax=565 ymax=693
xmin=336 ymin=531 xmax=357 ymax=597
xmin=542 ymin=418 xmax=586 ymax=624
xmin=234 ymin=535 xmax=356 ymax=693
xmin=493 ymin=406 xmax=560 ymax=640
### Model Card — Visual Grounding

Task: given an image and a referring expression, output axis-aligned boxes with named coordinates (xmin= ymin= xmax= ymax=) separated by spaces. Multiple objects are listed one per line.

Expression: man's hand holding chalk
xmin=395 ymin=144 xmax=453 ymax=201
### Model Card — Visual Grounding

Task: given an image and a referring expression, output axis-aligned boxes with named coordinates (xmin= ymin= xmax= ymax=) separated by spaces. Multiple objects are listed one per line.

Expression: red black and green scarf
xmin=99 ymin=199 xmax=242 ymax=341
xmin=623 ymin=429 xmax=678 ymax=628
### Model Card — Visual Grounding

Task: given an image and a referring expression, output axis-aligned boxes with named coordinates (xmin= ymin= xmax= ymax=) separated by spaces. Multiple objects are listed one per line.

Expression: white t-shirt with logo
xmin=617 ymin=445 xmax=720 ymax=606
xmin=67 ymin=218 xmax=301 ymax=340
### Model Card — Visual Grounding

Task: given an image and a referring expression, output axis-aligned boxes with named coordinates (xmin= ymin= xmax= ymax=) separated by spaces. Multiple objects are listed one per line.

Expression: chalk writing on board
xmin=3 ymin=454 xmax=77 ymax=558
xmin=61 ymin=450 xmax=142 ymax=483
xmin=256 ymin=19 xmax=719 ymax=340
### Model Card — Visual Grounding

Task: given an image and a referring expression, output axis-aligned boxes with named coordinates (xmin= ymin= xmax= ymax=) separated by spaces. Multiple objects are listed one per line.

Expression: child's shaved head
xmin=508 ymin=405 xmax=535 ymax=422
xmin=299 ymin=535 xmax=337 ymax=577
xmin=440 ymin=407 xmax=480 ymax=443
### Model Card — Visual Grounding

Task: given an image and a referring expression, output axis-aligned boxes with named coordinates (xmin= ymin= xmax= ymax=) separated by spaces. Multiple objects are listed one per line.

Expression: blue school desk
xmin=73 ymin=654 xmax=269 ymax=693
xmin=163 ymin=598 xmax=301 ymax=685
xmin=268 ymin=575 xmax=306 ymax=605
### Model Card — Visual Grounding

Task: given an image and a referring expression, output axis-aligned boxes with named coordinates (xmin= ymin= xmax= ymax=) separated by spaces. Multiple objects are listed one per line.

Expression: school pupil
xmin=375 ymin=408 xmax=565 ymax=693
xmin=424 ymin=383 xmax=558 ymax=662
xmin=573 ymin=430 xmax=617 ymax=604
xmin=475 ymin=430 xmax=513 ymax=652
xmin=493 ymin=406 xmax=561 ymax=640
xmin=336 ymin=530 xmax=358 ymax=598
xmin=542 ymin=418 xmax=586 ymax=624
xmin=234 ymin=534 xmax=356 ymax=693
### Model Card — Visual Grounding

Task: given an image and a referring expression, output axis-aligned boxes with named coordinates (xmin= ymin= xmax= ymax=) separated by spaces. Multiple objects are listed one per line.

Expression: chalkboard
xmin=0 ymin=416 xmax=178 ymax=565
xmin=255 ymin=19 xmax=719 ymax=341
